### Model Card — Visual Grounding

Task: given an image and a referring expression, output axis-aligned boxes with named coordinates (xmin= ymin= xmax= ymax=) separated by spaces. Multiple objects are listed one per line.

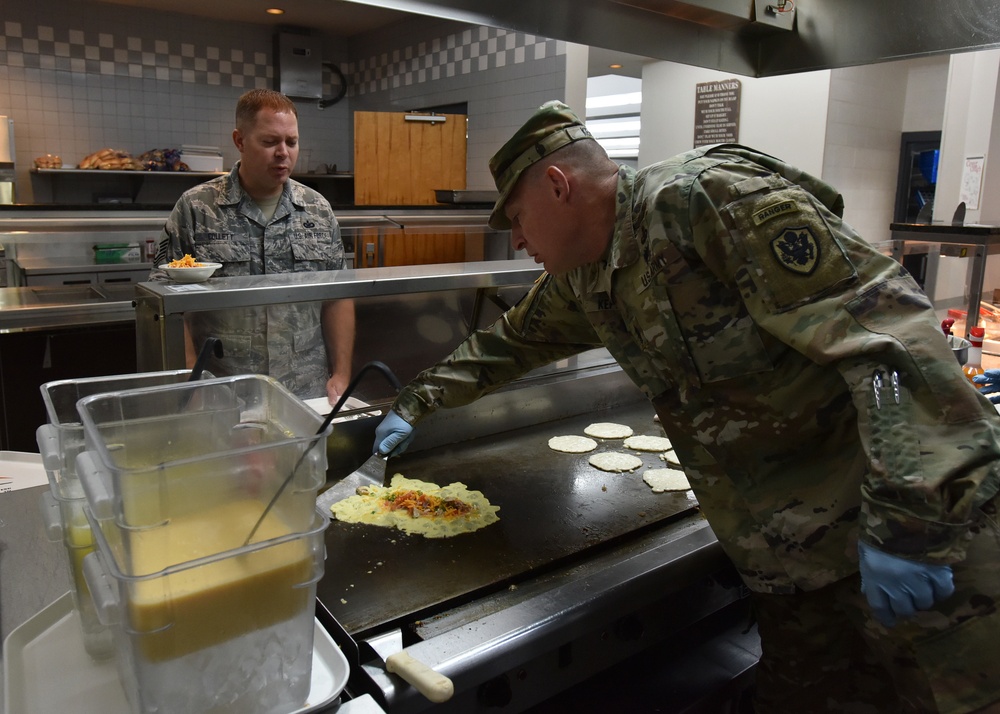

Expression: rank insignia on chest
xmin=770 ymin=226 xmax=820 ymax=275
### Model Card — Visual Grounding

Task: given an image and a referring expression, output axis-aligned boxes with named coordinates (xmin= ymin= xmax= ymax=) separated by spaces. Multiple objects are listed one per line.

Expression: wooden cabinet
xmin=354 ymin=112 xmax=468 ymax=266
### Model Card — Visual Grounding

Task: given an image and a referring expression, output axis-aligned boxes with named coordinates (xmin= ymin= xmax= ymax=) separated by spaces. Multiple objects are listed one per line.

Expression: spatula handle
xmin=385 ymin=651 xmax=455 ymax=703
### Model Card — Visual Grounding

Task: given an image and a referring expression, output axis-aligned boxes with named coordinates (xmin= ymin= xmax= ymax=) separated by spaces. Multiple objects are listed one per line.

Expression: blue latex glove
xmin=374 ymin=411 xmax=416 ymax=457
xmin=973 ymin=369 xmax=1000 ymax=403
xmin=858 ymin=541 xmax=955 ymax=627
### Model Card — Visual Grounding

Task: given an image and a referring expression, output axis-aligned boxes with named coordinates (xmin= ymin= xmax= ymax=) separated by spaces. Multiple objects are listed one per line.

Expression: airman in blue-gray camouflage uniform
xmin=375 ymin=101 xmax=1000 ymax=713
xmin=152 ymin=89 xmax=354 ymax=401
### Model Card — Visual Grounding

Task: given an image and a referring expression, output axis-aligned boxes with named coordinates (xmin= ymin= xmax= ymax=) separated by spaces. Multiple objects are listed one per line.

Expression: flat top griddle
xmin=316 ymin=402 xmax=698 ymax=637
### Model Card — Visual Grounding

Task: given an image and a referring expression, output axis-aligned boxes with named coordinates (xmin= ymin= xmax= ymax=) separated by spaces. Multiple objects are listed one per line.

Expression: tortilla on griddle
xmin=643 ymin=467 xmax=691 ymax=493
xmin=623 ymin=435 xmax=672 ymax=452
xmin=584 ymin=422 xmax=634 ymax=439
xmin=329 ymin=474 xmax=499 ymax=538
xmin=548 ymin=435 xmax=598 ymax=453
xmin=589 ymin=452 xmax=643 ymax=473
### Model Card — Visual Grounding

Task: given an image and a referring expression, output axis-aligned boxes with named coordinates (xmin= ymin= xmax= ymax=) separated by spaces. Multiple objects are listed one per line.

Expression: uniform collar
xmin=221 ymin=160 xmax=305 ymax=218
xmin=582 ymin=164 xmax=639 ymax=294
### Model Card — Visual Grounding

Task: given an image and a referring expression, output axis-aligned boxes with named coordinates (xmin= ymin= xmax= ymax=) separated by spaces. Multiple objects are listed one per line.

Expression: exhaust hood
xmin=336 ymin=0 xmax=1000 ymax=77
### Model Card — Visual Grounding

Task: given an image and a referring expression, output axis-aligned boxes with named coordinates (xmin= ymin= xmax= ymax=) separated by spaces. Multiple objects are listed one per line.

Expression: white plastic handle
xmin=82 ymin=550 xmax=120 ymax=626
xmin=385 ymin=651 xmax=455 ymax=703
xmin=37 ymin=490 xmax=64 ymax=541
xmin=75 ymin=451 xmax=113 ymax=521
xmin=36 ymin=423 xmax=62 ymax=471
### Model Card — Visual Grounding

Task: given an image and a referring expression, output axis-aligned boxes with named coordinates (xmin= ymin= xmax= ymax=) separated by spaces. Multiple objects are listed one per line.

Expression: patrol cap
xmin=488 ymin=100 xmax=593 ymax=229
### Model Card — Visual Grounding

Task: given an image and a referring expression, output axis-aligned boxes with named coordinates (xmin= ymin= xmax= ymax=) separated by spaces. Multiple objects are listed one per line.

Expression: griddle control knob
xmin=478 ymin=674 xmax=513 ymax=708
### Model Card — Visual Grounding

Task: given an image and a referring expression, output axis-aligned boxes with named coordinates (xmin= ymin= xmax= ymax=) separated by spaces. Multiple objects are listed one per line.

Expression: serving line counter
xmin=0 ymin=205 xmax=515 ymax=451
xmin=132 ymin=259 xmax=545 ymax=392
xmin=132 ymin=264 xmax=756 ymax=713
xmin=0 ymin=206 xmax=513 ymax=279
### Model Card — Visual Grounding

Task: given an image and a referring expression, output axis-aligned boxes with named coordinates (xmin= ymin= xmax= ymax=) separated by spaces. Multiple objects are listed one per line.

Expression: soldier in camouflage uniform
xmin=152 ymin=89 xmax=354 ymax=401
xmin=374 ymin=101 xmax=1000 ymax=713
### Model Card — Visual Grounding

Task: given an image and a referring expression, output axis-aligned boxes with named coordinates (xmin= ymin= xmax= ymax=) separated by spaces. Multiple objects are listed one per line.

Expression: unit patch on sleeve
xmin=724 ymin=186 xmax=858 ymax=312
xmin=770 ymin=226 xmax=819 ymax=275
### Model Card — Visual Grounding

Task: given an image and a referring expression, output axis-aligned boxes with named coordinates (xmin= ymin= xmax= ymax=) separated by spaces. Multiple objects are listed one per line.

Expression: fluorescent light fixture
xmin=597 ymin=137 xmax=640 ymax=150
xmin=587 ymin=119 xmax=641 ymax=136
xmin=404 ymin=114 xmax=447 ymax=123
xmin=586 ymin=92 xmax=643 ymax=109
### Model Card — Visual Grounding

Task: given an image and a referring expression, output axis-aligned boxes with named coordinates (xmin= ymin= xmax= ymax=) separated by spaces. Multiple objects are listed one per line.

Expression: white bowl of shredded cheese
xmin=160 ymin=261 xmax=222 ymax=283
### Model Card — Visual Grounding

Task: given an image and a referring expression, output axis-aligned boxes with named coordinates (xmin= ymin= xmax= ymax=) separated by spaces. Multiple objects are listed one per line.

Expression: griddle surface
xmin=317 ymin=402 xmax=697 ymax=636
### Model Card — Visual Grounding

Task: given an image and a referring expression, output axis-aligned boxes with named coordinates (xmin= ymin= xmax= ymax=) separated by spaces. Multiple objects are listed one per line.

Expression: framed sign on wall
xmin=694 ymin=79 xmax=741 ymax=147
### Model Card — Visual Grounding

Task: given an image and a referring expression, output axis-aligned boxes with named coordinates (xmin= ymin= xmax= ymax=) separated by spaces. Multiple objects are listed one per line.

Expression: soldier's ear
xmin=544 ymin=166 xmax=570 ymax=203
xmin=232 ymin=129 xmax=245 ymax=152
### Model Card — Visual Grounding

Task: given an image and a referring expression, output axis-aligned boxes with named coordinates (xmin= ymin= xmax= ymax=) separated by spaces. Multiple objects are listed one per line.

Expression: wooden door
xmin=354 ymin=111 xmax=466 ymax=205
xmin=354 ymin=111 xmax=468 ymax=266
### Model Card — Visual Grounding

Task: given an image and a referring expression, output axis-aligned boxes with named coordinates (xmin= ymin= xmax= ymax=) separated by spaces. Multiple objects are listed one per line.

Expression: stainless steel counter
xmin=133 ymin=259 xmax=545 ymax=386
xmin=15 ymin=256 xmax=154 ymax=274
xmin=0 ymin=283 xmax=136 ymax=331
xmin=889 ymin=222 xmax=1000 ymax=340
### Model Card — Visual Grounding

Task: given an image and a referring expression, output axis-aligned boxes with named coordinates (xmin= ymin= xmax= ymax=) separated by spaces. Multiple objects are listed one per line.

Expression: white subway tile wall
xmin=347 ymin=28 xmax=561 ymax=95
xmin=822 ymin=63 xmax=911 ymax=245
xmin=0 ymin=1 xmax=570 ymax=202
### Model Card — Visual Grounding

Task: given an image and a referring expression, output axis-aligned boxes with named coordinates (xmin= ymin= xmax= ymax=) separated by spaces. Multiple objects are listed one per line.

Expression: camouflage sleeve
xmin=393 ymin=273 xmax=604 ymax=423
xmin=689 ymin=161 xmax=1000 ymax=564
xmin=329 ymin=218 xmax=345 ymax=270
xmin=148 ymin=197 xmax=200 ymax=281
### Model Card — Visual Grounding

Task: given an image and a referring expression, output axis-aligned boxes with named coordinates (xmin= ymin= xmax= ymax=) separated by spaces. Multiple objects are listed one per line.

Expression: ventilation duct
xmin=274 ymin=32 xmax=324 ymax=100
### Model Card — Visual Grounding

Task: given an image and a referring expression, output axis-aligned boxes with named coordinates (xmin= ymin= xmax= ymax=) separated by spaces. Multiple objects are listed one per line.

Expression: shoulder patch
xmin=770 ymin=226 xmax=819 ymax=275
xmin=723 ymin=186 xmax=857 ymax=312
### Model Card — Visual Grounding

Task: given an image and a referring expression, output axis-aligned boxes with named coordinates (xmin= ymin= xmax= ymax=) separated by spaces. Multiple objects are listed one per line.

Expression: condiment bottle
xmin=964 ymin=326 xmax=986 ymax=384
xmin=948 ymin=308 xmax=967 ymax=342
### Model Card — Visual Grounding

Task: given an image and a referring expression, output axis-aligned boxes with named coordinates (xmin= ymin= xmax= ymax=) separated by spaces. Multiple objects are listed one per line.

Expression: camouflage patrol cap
xmin=488 ymin=100 xmax=593 ymax=229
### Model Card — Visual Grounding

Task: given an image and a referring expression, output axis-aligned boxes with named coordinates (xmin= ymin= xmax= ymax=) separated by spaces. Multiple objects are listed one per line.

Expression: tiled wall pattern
xmin=348 ymin=27 xmax=562 ymax=96
xmin=0 ymin=0 xmax=570 ymax=202
xmin=0 ymin=21 xmax=276 ymax=89
xmin=0 ymin=0 xmax=355 ymax=203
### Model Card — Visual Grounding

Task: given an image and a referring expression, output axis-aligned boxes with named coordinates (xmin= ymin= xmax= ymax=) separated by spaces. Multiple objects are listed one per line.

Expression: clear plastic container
xmin=83 ymin=508 xmax=328 ymax=714
xmin=37 ymin=370 xmax=201 ymax=501
xmin=75 ymin=374 xmax=331 ymax=544
xmin=36 ymin=369 xmax=206 ymax=661
xmin=38 ymin=490 xmax=116 ymax=660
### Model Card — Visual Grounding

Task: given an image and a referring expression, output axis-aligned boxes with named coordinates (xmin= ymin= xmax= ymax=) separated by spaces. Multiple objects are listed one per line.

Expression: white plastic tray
xmin=3 ymin=592 xmax=349 ymax=714
xmin=303 ymin=396 xmax=380 ymax=421
xmin=0 ymin=451 xmax=47 ymax=493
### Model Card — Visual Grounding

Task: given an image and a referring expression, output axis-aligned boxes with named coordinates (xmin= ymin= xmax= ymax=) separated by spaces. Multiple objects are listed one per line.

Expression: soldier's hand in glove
xmin=858 ymin=541 xmax=955 ymax=627
xmin=374 ymin=411 xmax=415 ymax=457
xmin=973 ymin=369 xmax=1000 ymax=403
